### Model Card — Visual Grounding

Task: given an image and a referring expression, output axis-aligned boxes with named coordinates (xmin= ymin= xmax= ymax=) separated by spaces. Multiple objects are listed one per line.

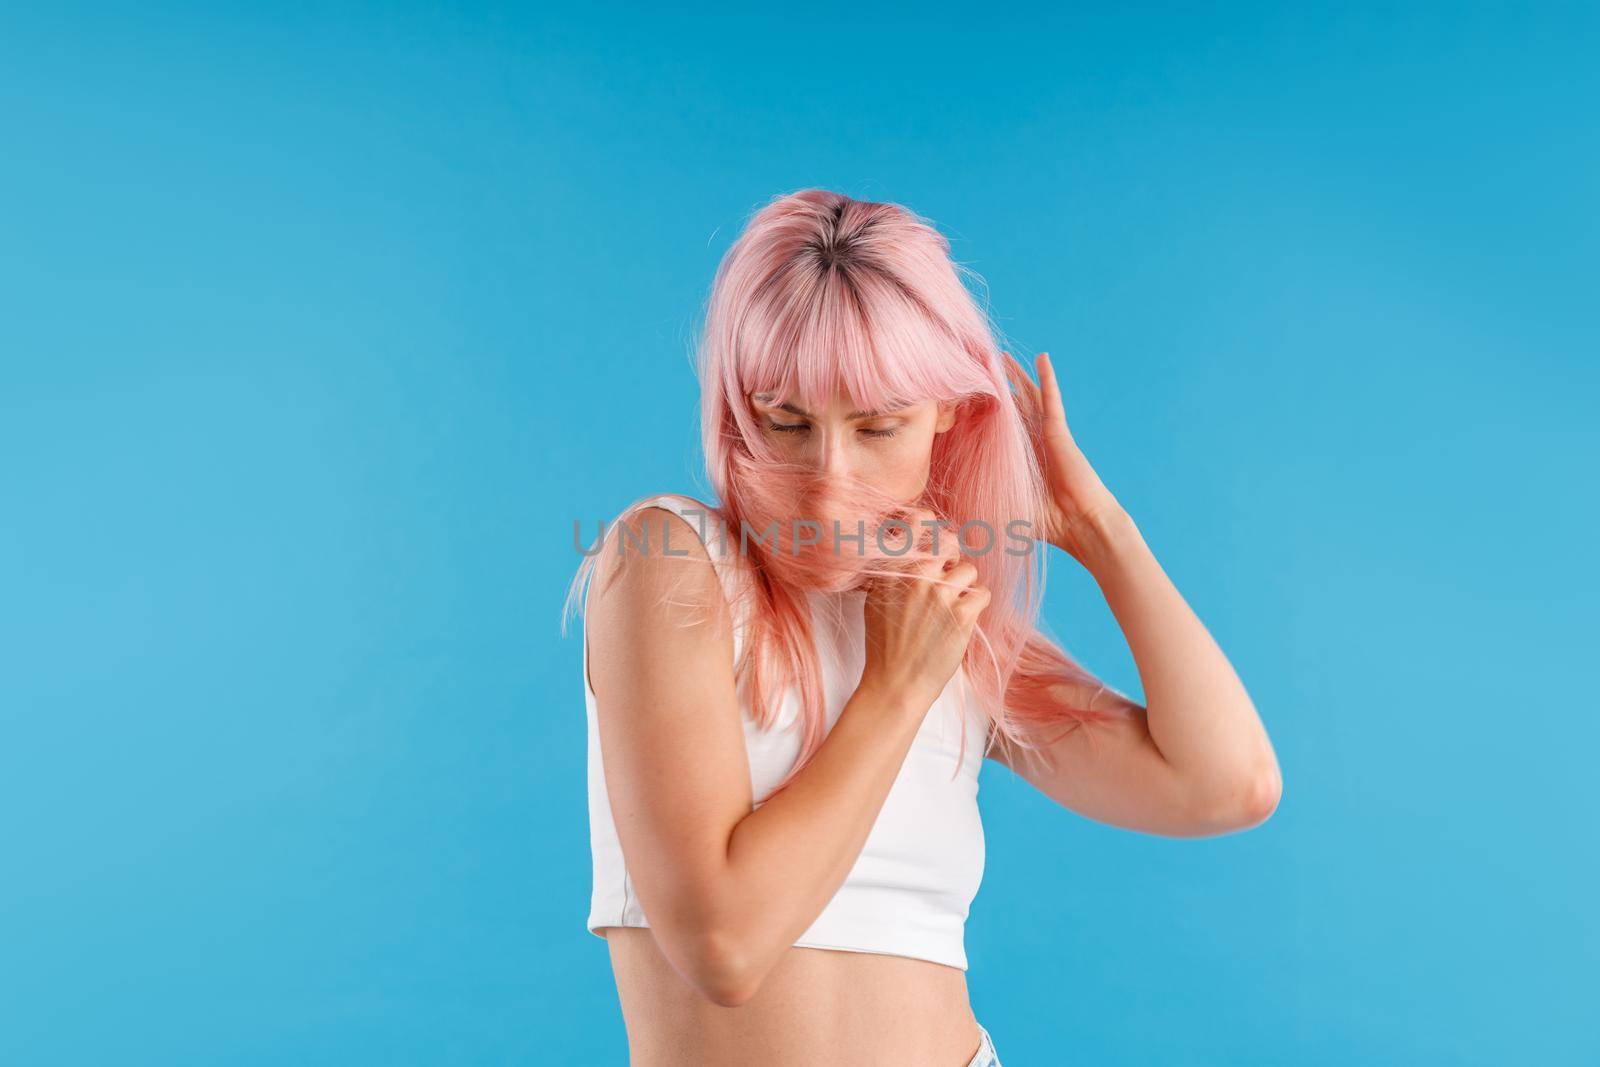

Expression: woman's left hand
xmin=1003 ymin=350 xmax=1126 ymax=566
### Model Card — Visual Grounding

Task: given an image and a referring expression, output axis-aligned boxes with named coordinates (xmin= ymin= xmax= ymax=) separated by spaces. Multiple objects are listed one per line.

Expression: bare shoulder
xmin=587 ymin=503 xmax=734 ymax=683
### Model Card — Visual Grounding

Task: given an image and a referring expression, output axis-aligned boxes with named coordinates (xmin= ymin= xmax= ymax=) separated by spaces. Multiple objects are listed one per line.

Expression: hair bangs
xmin=739 ymin=265 xmax=970 ymax=418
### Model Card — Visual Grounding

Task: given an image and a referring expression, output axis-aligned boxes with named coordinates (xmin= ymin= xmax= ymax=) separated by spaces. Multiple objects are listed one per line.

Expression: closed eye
xmin=765 ymin=421 xmax=900 ymax=440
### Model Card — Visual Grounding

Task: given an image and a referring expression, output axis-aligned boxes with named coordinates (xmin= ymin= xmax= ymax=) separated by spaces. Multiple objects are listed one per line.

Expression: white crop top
xmin=582 ymin=492 xmax=990 ymax=971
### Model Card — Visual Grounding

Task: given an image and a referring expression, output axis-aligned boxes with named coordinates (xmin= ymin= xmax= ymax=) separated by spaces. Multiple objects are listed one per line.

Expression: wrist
xmin=853 ymin=673 xmax=932 ymax=721
xmin=1057 ymin=503 xmax=1143 ymax=575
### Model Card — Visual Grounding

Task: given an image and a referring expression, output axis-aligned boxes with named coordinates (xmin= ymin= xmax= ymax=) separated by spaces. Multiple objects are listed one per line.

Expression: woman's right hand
xmin=859 ymin=507 xmax=991 ymax=714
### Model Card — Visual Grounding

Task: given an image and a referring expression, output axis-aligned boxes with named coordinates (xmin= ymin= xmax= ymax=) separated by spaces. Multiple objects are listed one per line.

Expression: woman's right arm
xmin=586 ymin=506 xmax=983 ymax=1007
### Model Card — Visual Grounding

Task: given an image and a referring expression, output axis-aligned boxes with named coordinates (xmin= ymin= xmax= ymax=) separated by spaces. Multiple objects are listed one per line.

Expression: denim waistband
xmin=965 ymin=1022 xmax=1003 ymax=1067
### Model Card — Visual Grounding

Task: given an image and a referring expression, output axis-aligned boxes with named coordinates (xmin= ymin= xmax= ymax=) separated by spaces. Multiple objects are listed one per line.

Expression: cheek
xmin=862 ymin=431 xmax=937 ymax=490
xmin=758 ymin=429 xmax=811 ymax=457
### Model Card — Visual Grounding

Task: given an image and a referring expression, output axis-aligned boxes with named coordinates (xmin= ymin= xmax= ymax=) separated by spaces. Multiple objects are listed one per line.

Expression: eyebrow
xmin=753 ymin=393 xmax=897 ymax=420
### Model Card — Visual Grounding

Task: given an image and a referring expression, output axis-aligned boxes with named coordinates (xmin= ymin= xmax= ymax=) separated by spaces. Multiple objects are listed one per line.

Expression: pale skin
xmin=585 ymin=353 xmax=1282 ymax=1065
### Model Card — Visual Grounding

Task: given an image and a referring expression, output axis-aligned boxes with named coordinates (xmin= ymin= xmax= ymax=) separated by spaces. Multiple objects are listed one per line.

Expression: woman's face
xmin=749 ymin=388 xmax=957 ymax=503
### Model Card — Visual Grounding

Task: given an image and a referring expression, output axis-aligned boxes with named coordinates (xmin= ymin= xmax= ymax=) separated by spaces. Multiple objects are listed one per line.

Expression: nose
xmin=818 ymin=427 xmax=852 ymax=479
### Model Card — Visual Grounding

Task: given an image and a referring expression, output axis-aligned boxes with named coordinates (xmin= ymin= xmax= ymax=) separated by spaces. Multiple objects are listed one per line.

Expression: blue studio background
xmin=3 ymin=4 xmax=1595 ymax=1064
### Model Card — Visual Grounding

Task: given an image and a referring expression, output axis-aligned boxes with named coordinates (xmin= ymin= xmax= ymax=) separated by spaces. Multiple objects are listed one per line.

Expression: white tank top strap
xmin=627 ymin=492 xmax=754 ymax=661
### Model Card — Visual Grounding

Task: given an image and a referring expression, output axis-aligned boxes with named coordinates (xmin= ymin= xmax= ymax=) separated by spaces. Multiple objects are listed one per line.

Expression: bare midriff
xmin=602 ymin=926 xmax=984 ymax=1066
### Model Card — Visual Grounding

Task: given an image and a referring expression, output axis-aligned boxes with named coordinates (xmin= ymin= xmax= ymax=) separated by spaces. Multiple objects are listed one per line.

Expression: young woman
xmin=568 ymin=189 xmax=1282 ymax=1066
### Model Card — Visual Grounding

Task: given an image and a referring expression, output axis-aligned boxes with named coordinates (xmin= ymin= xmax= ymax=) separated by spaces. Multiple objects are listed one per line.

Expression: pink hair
xmin=568 ymin=188 xmax=1135 ymax=795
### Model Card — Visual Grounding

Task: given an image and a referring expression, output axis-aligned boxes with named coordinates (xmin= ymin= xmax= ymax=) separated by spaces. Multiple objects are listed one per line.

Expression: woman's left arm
xmin=993 ymin=352 xmax=1283 ymax=838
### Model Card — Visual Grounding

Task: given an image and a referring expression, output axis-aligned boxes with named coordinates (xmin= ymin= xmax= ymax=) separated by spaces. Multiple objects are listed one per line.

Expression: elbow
xmin=1191 ymin=763 xmax=1282 ymax=835
xmin=648 ymin=880 xmax=770 ymax=1006
xmin=1226 ymin=764 xmax=1283 ymax=830
xmin=697 ymin=969 xmax=760 ymax=1009
xmin=684 ymin=925 xmax=764 ymax=1007
xmin=1241 ymin=764 xmax=1283 ymax=825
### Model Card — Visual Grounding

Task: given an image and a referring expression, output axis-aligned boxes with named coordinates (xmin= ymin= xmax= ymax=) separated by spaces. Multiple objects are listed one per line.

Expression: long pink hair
xmin=568 ymin=188 xmax=1135 ymax=794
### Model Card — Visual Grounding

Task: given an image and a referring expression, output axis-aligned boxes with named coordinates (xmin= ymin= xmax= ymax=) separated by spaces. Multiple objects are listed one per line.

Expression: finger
xmin=1035 ymin=352 xmax=1075 ymax=443
xmin=925 ymin=552 xmax=974 ymax=587
xmin=943 ymin=559 xmax=979 ymax=590
xmin=955 ymin=584 xmax=991 ymax=622
xmin=1001 ymin=350 xmax=1028 ymax=394
xmin=917 ymin=543 xmax=961 ymax=582
xmin=910 ymin=508 xmax=957 ymax=558
xmin=877 ymin=510 xmax=921 ymax=553
xmin=1002 ymin=352 xmax=1041 ymax=422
